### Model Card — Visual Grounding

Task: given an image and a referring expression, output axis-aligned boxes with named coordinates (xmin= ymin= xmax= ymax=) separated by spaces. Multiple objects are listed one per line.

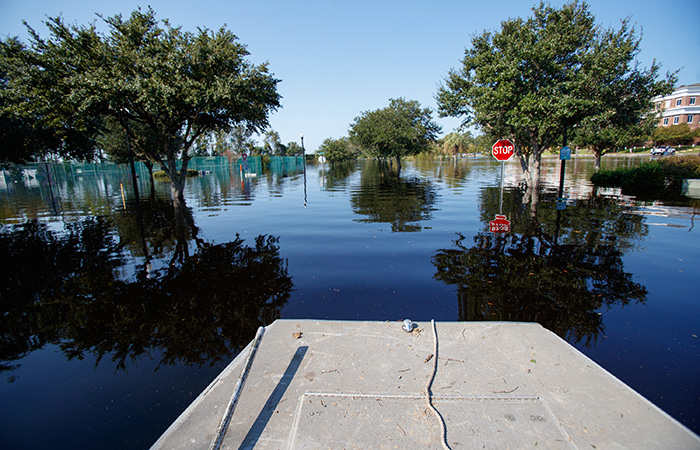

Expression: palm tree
xmin=442 ymin=132 xmax=474 ymax=159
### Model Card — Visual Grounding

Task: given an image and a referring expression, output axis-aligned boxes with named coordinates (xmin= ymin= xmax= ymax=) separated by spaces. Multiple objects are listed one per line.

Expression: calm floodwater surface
xmin=1 ymin=156 xmax=699 ymax=448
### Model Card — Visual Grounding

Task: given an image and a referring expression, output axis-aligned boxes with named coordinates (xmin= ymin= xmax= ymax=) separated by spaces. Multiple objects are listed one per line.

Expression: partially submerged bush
xmin=622 ymin=162 xmax=665 ymax=196
xmin=590 ymin=169 xmax=625 ymax=188
xmin=591 ymin=155 xmax=700 ymax=198
xmin=656 ymin=155 xmax=700 ymax=194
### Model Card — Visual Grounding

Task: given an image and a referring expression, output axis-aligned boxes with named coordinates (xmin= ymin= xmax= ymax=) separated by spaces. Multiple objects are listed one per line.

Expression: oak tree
xmin=436 ymin=1 xmax=673 ymax=191
xmin=2 ymin=8 xmax=280 ymax=203
xmin=318 ymin=137 xmax=355 ymax=165
xmin=349 ymin=98 xmax=441 ymax=172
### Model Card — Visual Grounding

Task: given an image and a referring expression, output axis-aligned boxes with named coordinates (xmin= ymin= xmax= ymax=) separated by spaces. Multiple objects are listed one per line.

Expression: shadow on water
xmin=433 ymin=186 xmax=649 ymax=347
xmin=0 ymin=195 xmax=294 ymax=373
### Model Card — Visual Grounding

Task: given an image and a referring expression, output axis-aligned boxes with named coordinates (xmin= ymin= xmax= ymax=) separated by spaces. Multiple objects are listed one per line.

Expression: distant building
xmin=653 ymin=83 xmax=700 ymax=130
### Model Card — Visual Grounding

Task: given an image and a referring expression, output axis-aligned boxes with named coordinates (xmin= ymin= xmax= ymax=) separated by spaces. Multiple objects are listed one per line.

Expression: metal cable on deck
xmin=426 ymin=319 xmax=451 ymax=450
xmin=209 ymin=326 xmax=265 ymax=450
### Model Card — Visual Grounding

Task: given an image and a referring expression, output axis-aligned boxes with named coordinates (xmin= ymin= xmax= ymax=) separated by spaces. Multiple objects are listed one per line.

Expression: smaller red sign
xmin=489 ymin=214 xmax=511 ymax=233
xmin=242 ymin=154 xmax=248 ymax=161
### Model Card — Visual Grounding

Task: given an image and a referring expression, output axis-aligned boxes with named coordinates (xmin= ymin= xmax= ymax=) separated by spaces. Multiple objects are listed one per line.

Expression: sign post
xmin=491 ymin=139 xmax=514 ymax=233
xmin=558 ymin=146 xmax=569 ymax=201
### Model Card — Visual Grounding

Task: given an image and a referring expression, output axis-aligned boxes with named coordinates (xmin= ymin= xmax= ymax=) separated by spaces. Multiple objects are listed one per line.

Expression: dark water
xmin=1 ymin=156 xmax=698 ymax=448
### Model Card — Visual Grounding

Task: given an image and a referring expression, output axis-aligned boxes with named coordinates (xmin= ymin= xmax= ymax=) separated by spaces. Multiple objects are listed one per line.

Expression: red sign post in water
xmin=492 ymin=139 xmax=515 ymax=161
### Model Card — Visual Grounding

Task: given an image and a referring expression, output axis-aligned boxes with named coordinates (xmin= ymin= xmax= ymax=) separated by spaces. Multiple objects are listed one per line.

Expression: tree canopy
xmin=349 ymin=98 xmax=441 ymax=171
xmin=573 ymin=116 xmax=655 ymax=171
xmin=263 ymin=129 xmax=285 ymax=155
xmin=1 ymin=8 xmax=281 ymax=201
xmin=652 ymin=124 xmax=699 ymax=147
xmin=441 ymin=131 xmax=476 ymax=158
xmin=436 ymin=0 xmax=674 ymax=191
xmin=1 ymin=37 xmax=100 ymax=164
xmin=571 ymin=19 xmax=675 ymax=170
xmin=317 ymin=137 xmax=356 ymax=164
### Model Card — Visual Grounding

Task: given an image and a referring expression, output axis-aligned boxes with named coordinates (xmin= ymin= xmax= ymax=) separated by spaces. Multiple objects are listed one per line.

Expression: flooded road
xmin=1 ymin=155 xmax=698 ymax=448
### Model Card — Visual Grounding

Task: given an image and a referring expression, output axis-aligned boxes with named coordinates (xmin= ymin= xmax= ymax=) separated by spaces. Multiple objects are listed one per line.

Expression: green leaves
xmin=652 ymin=124 xmax=699 ymax=146
xmin=349 ymin=98 xmax=441 ymax=162
xmin=1 ymin=33 xmax=102 ymax=163
xmin=2 ymin=7 xmax=281 ymax=197
xmin=436 ymin=0 xmax=675 ymax=176
xmin=441 ymin=132 xmax=475 ymax=157
xmin=318 ymin=137 xmax=356 ymax=164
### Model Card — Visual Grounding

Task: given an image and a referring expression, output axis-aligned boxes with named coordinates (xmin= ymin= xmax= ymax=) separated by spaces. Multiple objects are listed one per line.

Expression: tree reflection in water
xmin=433 ymin=188 xmax=649 ymax=346
xmin=350 ymin=161 xmax=438 ymax=232
xmin=0 ymin=196 xmax=293 ymax=372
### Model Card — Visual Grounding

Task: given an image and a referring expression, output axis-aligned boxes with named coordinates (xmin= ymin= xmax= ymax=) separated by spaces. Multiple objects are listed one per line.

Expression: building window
xmin=676 ymin=99 xmax=682 ymax=106
xmin=689 ymin=115 xmax=694 ymax=123
xmin=691 ymin=97 xmax=697 ymax=105
xmin=663 ymin=118 xmax=669 ymax=125
xmin=673 ymin=116 xmax=680 ymax=124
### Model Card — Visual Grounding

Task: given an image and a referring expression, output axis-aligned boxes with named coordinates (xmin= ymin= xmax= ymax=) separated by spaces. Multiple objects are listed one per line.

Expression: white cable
xmin=426 ymin=319 xmax=451 ymax=450
xmin=209 ymin=326 xmax=265 ymax=450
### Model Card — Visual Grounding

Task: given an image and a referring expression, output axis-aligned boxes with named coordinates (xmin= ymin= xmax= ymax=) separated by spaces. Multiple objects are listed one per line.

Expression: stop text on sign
xmin=492 ymin=139 xmax=515 ymax=161
xmin=493 ymin=145 xmax=513 ymax=155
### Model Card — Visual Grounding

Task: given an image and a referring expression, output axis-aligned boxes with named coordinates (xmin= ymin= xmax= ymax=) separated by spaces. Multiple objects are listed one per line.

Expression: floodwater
xmin=1 ymin=155 xmax=698 ymax=448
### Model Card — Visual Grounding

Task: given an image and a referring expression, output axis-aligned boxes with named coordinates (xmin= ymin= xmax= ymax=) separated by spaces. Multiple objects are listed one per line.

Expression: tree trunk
xmin=395 ymin=155 xmax=402 ymax=176
xmin=171 ymin=182 xmax=185 ymax=209
xmin=144 ymin=160 xmax=156 ymax=197
xmin=594 ymin=151 xmax=602 ymax=172
xmin=161 ymin=155 xmax=189 ymax=209
xmin=520 ymin=156 xmax=539 ymax=189
xmin=519 ymin=149 xmax=542 ymax=205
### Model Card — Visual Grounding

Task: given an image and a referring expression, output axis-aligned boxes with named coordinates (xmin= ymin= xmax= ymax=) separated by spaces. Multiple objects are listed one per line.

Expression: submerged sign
xmin=489 ymin=214 xmax=511 ymax=233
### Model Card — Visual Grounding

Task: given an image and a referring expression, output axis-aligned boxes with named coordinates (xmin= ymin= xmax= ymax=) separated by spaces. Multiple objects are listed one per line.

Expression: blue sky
xmin=1 ymin=0 xmax=698 ymax=152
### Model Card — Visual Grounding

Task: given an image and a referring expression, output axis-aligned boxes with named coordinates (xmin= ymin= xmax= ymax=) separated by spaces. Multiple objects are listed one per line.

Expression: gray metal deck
xmin=152 ymin=320 xmax=700 ymax=449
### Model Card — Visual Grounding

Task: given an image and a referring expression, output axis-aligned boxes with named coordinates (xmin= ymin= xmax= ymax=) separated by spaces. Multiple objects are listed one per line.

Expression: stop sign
xmin=489 ymin=214 xmax=511 ymax=233
xmin=492 ymin=139 xmax=515 ymax=161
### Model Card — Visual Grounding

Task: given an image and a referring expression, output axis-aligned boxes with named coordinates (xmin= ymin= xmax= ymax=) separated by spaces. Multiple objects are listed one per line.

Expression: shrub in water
xmin=657 ymin=155 xmax=700 ymax=194
xmin=591 ymin=170 xmax=624 ymax=188
xmin=620 ymin=162 xmax=665 ymax=196
xmin=591 ymin=155 xmax=700 ymax=198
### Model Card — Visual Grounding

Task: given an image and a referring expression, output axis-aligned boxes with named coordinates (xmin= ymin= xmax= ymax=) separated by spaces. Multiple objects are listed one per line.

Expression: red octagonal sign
xmin=492 ymin=139 xmax=515 ymax=161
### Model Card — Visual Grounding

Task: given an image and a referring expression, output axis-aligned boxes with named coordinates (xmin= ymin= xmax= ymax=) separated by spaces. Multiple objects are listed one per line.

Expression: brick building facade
xmin=653 ymin=83 xmax=700 ymax=130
